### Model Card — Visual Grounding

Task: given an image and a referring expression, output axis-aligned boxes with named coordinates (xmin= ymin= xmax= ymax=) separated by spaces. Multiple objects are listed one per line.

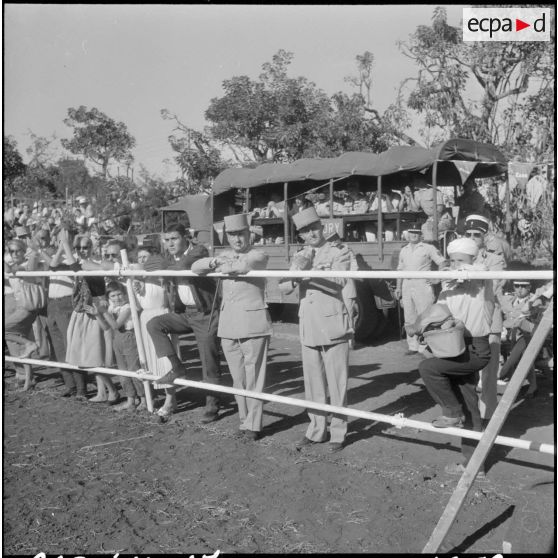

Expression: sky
xmin=4 ymin=4 xmax=467 ymax=179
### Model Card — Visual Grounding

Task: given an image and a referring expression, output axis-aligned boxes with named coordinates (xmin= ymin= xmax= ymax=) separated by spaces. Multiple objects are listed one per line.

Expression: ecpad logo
xmin=463 ymin=8 xmax=550 ymax=42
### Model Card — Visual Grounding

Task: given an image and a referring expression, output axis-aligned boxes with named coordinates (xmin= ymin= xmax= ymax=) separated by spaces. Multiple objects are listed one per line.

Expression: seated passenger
xmin=342 ymin=178 xmax=370 ymax=214
xmin=370 ymin=192 xmax=395 ymax=213
xmin=291 ymin=195 xmax=313 ymax=216
xmin=267 ymin=193 xmax=285 ymax=218
xmin=314 ymin=192 xmax=331 ymax=217
xmin=251 ymin=194 xmax=269 ymax=219
xmin=399 ymin=186 xmax=420 ymax=212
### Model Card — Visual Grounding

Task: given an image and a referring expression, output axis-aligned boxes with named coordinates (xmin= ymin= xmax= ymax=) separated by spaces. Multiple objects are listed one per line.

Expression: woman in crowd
xmin=4 ymin=239 xmax=43 ymax=391
xmin=64 ymin=234 xmax=119 ymax=403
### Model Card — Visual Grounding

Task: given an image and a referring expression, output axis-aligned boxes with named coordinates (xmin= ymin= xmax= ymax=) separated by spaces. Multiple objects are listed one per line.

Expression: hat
xmin=447 ymin=237 xmax=479 ymax=257
xmin=292 ymin=207 xmax=321 ymax=230
xmin=143 ymin=254 xmax=168 ymax=273
xmin=14 ymin=225 xmax=29 ymax=237
xmin=464 ymin=214 xmax=490 ymax=234
xmin=76 ymin=196 xmax=87 ymax=205
xmin=513 ymin=281 xmax=531 ymax=287
xmin=224 ymin=213 xmax=250 ymax=233
xmin=407 ymin=223 xmax=422 ymax=234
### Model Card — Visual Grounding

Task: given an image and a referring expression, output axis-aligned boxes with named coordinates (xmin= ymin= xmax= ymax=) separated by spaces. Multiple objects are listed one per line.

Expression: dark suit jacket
xmin=167 ymin=243 xmax=220 ymax=315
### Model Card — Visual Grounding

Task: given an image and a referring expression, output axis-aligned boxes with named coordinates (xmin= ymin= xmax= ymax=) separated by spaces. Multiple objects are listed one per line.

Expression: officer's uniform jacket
xmin=397 ymin=241 xmax=446 ymax=274
xmin=192 ymin=248 xmax=272 ymax=339
xmin=497 ymin=292 xmax=537 ymax=340
xmin=287 ymin=240 xmax=354 ymax=347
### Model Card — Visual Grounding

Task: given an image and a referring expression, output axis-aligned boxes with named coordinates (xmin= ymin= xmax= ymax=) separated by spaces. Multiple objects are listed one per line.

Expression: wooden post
xmin=422 ymin=301 xmax=554 ymax=553
xmin=120 ymin=249 xmax=154 ymax=413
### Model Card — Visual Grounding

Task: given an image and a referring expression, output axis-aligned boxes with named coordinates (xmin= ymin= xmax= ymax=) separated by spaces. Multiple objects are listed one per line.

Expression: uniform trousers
xmin=113 ymin=329 xmax=144 ymax=398
xmin=47 ymin=296 xmax=87 ymax=396
xmin=419 ymin=336 xmax=490 ymax=465
xmin=221 ymin=336 xmax=269 ymax=432
xmin=301 ymin=341 xmax=349 ymax=444
xmin=402 ymin=279 xmax=435 ymax=351
xmin=147 ymin=307 xmax=221 ymax=411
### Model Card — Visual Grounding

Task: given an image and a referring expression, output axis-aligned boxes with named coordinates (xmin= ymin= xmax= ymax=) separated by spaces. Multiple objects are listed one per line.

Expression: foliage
xmin=205 ymin=50 xmax=401 ymax=165
xmin=3 ymin=136 xmax=26 ymax=193
xmin=161 ymin=110 xmax=228 ymax=190
xmin=61 ymin=106 xmax=136 ymax=178
xmin=399 ymin=7 xmax=555 ymax=160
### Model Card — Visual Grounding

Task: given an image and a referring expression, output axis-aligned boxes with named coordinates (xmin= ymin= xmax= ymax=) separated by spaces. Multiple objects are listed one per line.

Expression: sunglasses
xmin=464 ymin=232 xmax=482 ymax=238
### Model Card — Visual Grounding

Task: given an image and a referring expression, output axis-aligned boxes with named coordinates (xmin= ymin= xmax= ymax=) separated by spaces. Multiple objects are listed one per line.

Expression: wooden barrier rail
xmin=11 ymin=269 xmax=555 ymax=280
xmin=5 ymin=355 xmax=555 ymax=456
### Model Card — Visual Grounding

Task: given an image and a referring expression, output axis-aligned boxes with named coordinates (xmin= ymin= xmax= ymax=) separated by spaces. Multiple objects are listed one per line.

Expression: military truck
xmin=160 ymin=138 xmax=508 ymax=340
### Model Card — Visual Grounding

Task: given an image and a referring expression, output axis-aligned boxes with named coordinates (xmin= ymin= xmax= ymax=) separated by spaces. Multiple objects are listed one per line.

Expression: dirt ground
xmin=3 ymin=321 xmax=555 ymax=555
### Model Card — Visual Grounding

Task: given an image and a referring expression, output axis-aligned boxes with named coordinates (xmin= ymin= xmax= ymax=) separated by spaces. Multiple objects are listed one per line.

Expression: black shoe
xmin=157 ymin=369 xmax=186 ymax=385
xmin=61 ymin=389 xmax=77 ymax=398
xmin=200 ymin=410 xmax=219 ymax=424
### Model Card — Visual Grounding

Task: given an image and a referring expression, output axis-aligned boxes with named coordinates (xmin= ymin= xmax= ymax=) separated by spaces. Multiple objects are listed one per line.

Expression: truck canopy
xmin=213 ymin=138 xmax=507 ymax=194
xmin=160 ymin=194 xmax=213 ymax=243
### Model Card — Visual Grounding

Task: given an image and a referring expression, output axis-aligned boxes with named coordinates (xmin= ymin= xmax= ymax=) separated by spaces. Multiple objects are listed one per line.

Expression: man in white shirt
xmin=147 ymin=224 xmax=223 ymax=423
xmin=418 ymin=237 xmax=493 ymax=476
xmin=395 ymin=225 xmax=446 ymax=354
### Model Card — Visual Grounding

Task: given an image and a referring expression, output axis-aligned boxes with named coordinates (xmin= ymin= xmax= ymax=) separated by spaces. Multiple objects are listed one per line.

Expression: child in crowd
xmin=87 ymin=281 xmax=147 ymax=412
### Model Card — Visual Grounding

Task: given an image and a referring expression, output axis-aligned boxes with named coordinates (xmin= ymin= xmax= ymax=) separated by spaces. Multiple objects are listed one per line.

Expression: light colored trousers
xmin=221 ymin=336 xmax=270 ymax=432
xmin=301 ymin=341 xmax=349 ymax=444
xmin=402 ymin=279 xmax=435 ymax=351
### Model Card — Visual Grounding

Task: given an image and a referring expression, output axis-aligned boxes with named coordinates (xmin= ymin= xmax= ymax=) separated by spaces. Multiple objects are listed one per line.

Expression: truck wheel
xmin=353 ymin=280 xmax=384 ymax=342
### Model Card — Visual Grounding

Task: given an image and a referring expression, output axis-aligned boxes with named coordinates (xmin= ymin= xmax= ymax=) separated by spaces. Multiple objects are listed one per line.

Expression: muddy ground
xmin=3 ymin=320 xmax=555 ymax=555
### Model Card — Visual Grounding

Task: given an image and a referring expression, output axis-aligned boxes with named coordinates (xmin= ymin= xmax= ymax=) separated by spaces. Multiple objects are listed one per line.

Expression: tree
xmin=61 ymin=106 xmax=136 ymax=178
xmin=3 ymin=136 xmax=26 ymax=194
xmin=55 ymin=158 xmax=93 ymax=198
xmin=161 ymin=109 xmax=228 ymax=190
xmin=398 ymin=7 xmax=555 ymax=159
xmin=344 ymin=51 xmax=418 ymax=147
xmin=205 ymin=50 xmax=401 ymax=165
xmin=205 ymin=50 xmax=333 ymax=163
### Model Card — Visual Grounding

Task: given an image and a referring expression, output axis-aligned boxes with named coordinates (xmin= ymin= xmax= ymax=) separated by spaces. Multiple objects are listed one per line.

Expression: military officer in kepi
xmin=280 ymin=206 xmax=356 ymax=453
xmin=192 ymin=213 xmax=272 ymax=441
